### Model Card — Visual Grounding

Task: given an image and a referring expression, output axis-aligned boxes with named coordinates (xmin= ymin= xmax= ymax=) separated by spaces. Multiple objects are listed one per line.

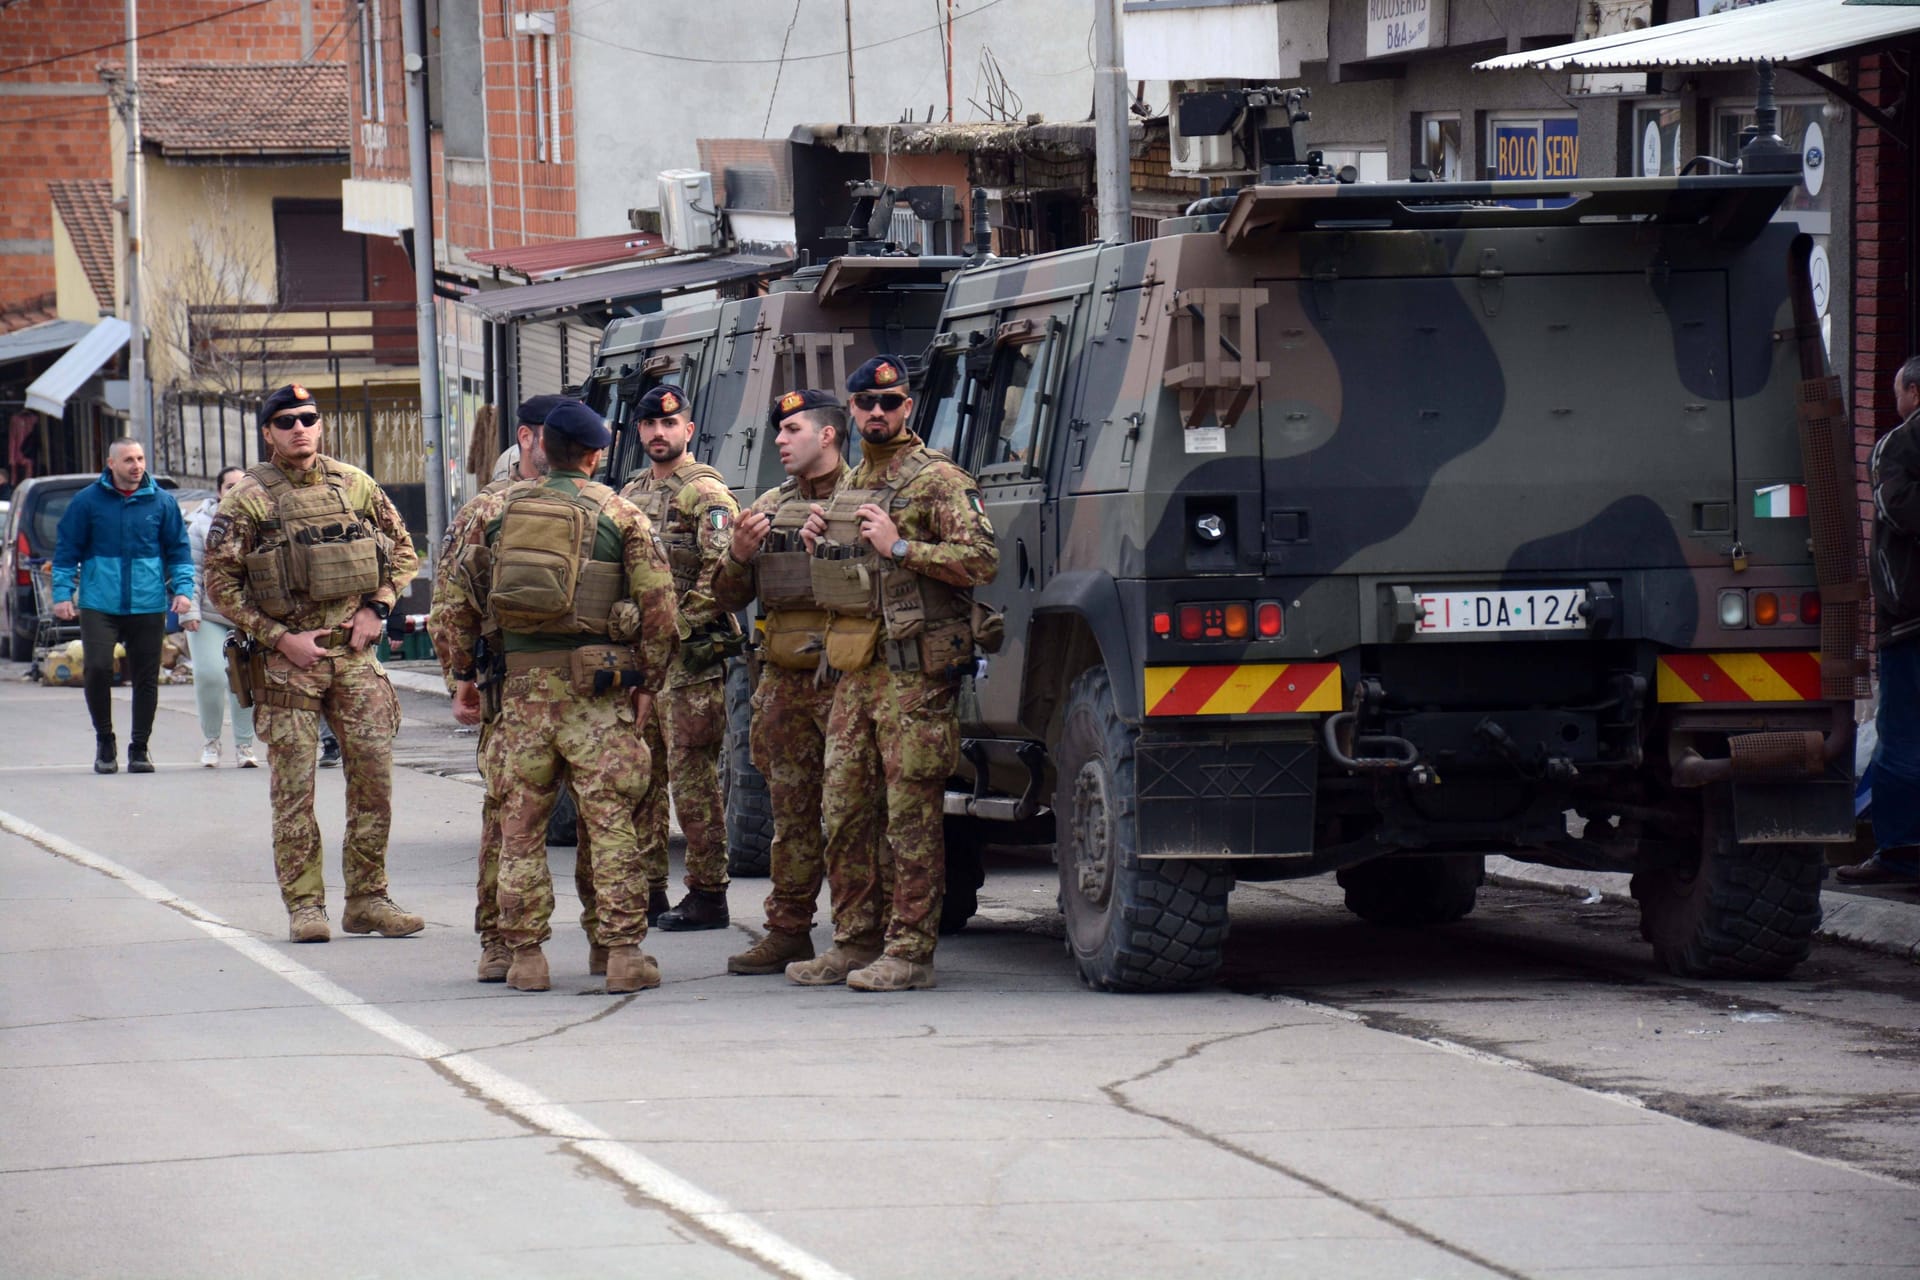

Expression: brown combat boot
xmin=847 ymin=954 xmax=936 ymax=992
xmin=646 ymin=886 xmax=671 ymax=926
xmin=604 ymin=945 xmax=661 ymax=994
xmin=342 ymin=894 xmax=425 ymax=938
xmin=728 ymin=929 xmax=815 ymax=975
xmin=476 ymin=939 xmax=510 ymax=983
xmin=506 ymin=946 xmax=550 ymax=991
xmin=588 ymin=942 xmax=609 ymax=976
xmin=785 ymin=941 xmax=882 ymax=987
xmin=656 ymin=888 xmax=729 ymax=931
xmin=288 ymin=904 xmax=330 ymax=944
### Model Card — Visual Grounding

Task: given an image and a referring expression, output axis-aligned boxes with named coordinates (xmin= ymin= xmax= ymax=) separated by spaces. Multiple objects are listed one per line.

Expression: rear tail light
xmin=1801 ymin=591 xmax=1821 ymax=624
xmin=1222 ymin=603 xmax=1251 ymax=639
xmin=1751 ymin=591 xmax=1780 ymax=626
xmin=1177 ymin=605 xmax=1206 ymax=640
xmin=1151 ymin=610 xmax=1172 ymax=638
xmin=14 ymin=533 xmax=28 ymax=587
xmin=1255 ymin=600 xmax=1284 ymax=637
xmin=1168 ymin=600 xmax=1284 ymax=642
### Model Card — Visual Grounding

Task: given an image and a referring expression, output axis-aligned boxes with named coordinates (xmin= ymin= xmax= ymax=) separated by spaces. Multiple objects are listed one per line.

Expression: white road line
xmin=0 ymin=807 xmax=856 ymax=1280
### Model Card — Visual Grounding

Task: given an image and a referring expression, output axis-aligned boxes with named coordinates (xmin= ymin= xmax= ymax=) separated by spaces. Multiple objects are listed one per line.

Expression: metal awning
xmin=467 ymin=230 xmax=669 ymax=282
xmin=0 ymin=319 xmax=94 ymax=366
xmin=461 ymin=252 xmax=794 ymax=323
xmin=1476 ymin=0 xmax=1920 ymax=72
xmin=24 ymin=317 xmax=130 ymax=416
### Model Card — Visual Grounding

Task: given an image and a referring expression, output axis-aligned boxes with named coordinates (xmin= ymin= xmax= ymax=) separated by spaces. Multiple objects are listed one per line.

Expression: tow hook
xmin=1324 ymin=679 xmax=1426 ymax=777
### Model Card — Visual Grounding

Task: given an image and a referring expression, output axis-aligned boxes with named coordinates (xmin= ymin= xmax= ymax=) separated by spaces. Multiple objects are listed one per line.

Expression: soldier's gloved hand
xmin=731 ymin=509 xmax=772 ymax=563
xmin=452 ymin=680 xmax=483 ymax=726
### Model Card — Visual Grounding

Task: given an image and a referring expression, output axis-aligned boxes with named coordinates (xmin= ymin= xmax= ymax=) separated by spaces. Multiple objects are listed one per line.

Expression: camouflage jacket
xmin=849 ymin=431 xmax=998 ymax=593
xmin=620 ymin=453 xmax=739 ymax=686
xmin=432 ymin=470 xmax=679 ymax=694
xmin=426 ymin=473 xmax=517 ymax=692
xmin=203 ymin=454 xmax=418 ymax=649
xmin=705 ymin=458 xmax=847 ymax=615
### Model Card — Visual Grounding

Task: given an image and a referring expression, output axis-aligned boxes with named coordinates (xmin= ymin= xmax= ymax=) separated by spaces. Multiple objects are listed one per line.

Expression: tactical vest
xmin=486 ymin=477 xmax=625 ymax=639
xmin=810 ymin=446 xmax=973 ymax=675
xmin=756 ymin=479 xmax=829 ymax=672
xmin=240 ymin=459 xmax=386 ymax=621
xmin=629 ymin=460 xmax=725 ymax=595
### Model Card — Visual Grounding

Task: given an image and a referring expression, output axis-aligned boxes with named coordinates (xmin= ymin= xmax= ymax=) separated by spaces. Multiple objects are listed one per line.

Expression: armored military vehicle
xmin=580 ymin=249 xmax=960 ymax=893
xmin=916 ymin=170 xmax=1860 ymax=989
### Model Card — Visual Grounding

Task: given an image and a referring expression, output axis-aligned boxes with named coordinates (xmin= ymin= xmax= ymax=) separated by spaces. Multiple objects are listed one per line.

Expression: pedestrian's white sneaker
xmin=200 ymin=739 xmax=221 ymax=768
xmin=236 ymin=742 xmax=259 ymax=768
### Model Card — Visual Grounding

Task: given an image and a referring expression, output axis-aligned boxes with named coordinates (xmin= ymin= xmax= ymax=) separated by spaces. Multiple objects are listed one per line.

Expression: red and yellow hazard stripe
xmin=1144 ymin=663 xmax=1342 ymax=716
xmin=1656 ymin=651 xmax=1823 ymax=703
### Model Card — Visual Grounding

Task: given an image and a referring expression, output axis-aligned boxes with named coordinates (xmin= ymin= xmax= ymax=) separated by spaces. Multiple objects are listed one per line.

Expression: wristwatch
xmin=362 ymin=598 xmax=392 ymax=621
xmin=889 ymin=538 xmax=910 ymax=562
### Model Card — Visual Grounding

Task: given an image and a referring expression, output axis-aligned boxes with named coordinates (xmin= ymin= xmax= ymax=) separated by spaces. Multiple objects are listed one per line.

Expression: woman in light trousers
xmin=184 ymin=467 xmax=256 ymax=767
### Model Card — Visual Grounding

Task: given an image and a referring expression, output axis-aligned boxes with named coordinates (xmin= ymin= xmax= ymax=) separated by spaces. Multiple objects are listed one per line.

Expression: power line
xmin=0 ymin=0 xmax=279 ymax=78
xmin=760 ymin=0 xmax=806 ymax=139
xmin=570 ymin=0 xmax=1010 ymax=68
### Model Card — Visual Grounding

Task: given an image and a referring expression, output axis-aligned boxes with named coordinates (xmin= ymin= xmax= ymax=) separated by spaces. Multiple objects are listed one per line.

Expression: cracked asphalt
xmin=4 ymin=670 xmax=1919 ymax=1278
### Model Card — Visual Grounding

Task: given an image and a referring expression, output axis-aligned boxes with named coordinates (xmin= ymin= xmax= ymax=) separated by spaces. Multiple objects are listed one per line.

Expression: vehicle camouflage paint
xmin=912 ymin=173 xmax=1860 ymax=990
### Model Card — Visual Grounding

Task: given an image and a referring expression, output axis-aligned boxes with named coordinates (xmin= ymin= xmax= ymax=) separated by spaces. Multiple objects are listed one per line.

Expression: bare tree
xmin=147 ymin=169 xmax=286 ymax=398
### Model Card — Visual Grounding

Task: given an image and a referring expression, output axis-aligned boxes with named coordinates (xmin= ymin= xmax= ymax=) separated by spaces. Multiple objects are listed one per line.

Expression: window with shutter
xmin=274 ymin=200 xmax=368 ymax=305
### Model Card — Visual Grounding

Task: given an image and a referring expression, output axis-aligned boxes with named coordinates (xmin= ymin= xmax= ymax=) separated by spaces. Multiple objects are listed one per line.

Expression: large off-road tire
xmin=724 ymin=659 xmax=773 ymax=877
xmin=1337 ymin=855 xmax=1483 ymax=926
xmin=1631 ymin=784 xmax=1823 ymax=979
xmin=940 ymin=816 xmax=986 ymax=935
xmin=545 ymin=782 xmax=579 ymax=848
xmin=1055 ymin=667 xmax=1232 ymax=991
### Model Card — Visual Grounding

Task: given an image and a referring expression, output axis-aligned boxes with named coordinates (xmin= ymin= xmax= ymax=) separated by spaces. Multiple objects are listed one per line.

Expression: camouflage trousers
xmin=636 ymin=673 xmax=730 ymax=894
xmin=820 ymin=664 xmax=959 ymax=962
xmin=473 ymin=722 xmax=584 ymax=946
xmin=492 ymin=668 xmax=652 ymax=950
xmin=254 ymin=646 xmax=400 ymax=912
xmin=748 ymin=664 xmax=838 ymax=935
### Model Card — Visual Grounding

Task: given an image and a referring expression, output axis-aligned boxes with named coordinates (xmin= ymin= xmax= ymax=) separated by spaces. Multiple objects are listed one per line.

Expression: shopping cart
xmin=29 ymin=560 xmax=81 ymax=674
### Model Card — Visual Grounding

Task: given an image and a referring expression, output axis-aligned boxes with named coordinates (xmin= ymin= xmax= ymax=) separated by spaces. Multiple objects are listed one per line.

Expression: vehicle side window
xmin=981 ymin=340 xmax=1047 ymax=471
xmin=919 ymin=355 xmax=970 ymax=458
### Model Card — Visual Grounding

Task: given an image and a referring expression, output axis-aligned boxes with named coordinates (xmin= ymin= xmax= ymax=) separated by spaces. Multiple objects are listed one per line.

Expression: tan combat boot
xmin=785 ymin=941 xmax=882 ymax=987
xmin=847 ymin=954 xmax=936 ymax=992
xmin=588 ymin=943 xmax=609 ymax=976
xmin=506 ymin=946 xmax=550 ymax=991
xmin=342 ymin=894 xmax=425 ymax=937
xmin=604 ymin=945 xmax=661 ymax=994
xmin=728 ymin=929 xmax=815 ymax=975
xmin=288 ymin=904 xmax=330 ymax=944
xmin=476 ymin=938 xmax=510 ymax=983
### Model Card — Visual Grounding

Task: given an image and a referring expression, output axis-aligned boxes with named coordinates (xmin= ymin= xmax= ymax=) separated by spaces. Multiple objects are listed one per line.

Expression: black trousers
xmin=79 ymin=609 xmax=165 ymax=748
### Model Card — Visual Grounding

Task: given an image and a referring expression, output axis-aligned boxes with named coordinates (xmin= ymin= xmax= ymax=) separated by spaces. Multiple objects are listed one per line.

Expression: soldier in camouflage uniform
xmin=791 ymin=357 xmax=998 ymax=991
xmin=618 ymin=384 xmax=741 ymax=931
xmin=436 ymin=401 xmax=678 ymax=993
xmin=428 ymin=394 xmax=577 ymax=982
xmin=700 ymin=388 xmax=849 ymax=974
xmin=203 ymin=383 xmax=424 ymax=944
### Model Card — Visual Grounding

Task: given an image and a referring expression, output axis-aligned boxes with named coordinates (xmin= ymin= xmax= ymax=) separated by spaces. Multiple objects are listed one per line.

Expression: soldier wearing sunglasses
xmin=203 ymin=383 xmax=423 ymax=945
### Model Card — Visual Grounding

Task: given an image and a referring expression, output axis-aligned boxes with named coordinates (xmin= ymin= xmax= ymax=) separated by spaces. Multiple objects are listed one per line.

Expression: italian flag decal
xmin=1753 ymin=484 xmax=1807 ymax=518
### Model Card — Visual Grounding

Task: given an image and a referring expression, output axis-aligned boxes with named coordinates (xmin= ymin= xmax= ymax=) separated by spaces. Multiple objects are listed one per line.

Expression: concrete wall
xmin=572 ymin=0 xmax=1102 ymax=239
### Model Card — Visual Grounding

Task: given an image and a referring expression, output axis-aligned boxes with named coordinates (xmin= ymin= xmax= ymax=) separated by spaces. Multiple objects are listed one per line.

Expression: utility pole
xmin=124 ymin=0 xmax=149 ymax=454
xmin=1092 ymin=0 xmax=1131 ymax=242
xmin=844 ymin=0 xmax=857 ymax=122
xmin=401 ymin=0 xmax=447 ymax=555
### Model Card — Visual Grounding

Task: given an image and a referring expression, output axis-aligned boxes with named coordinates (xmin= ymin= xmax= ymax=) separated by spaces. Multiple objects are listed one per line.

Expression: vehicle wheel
xmin=1631 ymin=783 xmax=1823 ymax=978
xmin=545 ymin=780 xmax=579 ymax=848
xmin=724 ymin=658 xmax=773 ymax=877
xmin=1055 ymin=666 xmax=1232 ymax=991
xmin=940 ymin=815 xmax=985 ymax=935
xmin=1337 ymin=855 xmax=1483 ymax=926
xmin=7 ymin=625 xmax=30 ymax=663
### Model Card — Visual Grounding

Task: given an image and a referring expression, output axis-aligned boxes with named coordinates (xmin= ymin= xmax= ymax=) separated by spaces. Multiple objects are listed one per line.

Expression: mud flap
xmin=1134 ymin=733 xmax=1316 ymax=860
xmin=1731 ymin=778 xmax=1854 ymax=844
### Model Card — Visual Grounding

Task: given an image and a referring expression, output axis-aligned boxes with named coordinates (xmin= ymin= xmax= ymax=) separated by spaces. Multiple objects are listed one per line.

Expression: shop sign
xmin=1366 ymin=0 xmax=1447 ymax=58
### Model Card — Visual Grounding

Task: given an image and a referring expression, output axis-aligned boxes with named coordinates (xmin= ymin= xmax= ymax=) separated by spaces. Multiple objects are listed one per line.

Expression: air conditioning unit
xmin=1169 ymin=86 xmax=1244 ymax=177
xmin=657 ymin=169 xmax=717 ymax=253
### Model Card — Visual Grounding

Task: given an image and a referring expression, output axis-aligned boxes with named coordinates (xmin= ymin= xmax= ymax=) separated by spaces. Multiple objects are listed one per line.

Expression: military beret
xmin=516 ymin=394 xmax=570 ymax=427
xmin=258 ymin=382 xmax=317 ymax=427
xmin=543 ymin=400 xmax=612 ymax=450
xmin=770 ymin=387 xmax=841 ymax=427
xmin=847 ymin=356 xmax=909 ymax=394
xmin=636 ymin=383 xmax=690 ymax=420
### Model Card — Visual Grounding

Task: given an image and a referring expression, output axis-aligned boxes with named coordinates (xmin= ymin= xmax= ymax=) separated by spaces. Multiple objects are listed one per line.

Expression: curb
xmin=1485 ymin=856 xmax=1920 ymax=965
xmin=384 ymin=667 xmax=451 ymax=699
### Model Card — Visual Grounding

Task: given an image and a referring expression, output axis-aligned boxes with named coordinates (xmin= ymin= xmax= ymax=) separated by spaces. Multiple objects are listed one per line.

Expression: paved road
xmin=4 ymin=670 xmax=1918 ymax=1278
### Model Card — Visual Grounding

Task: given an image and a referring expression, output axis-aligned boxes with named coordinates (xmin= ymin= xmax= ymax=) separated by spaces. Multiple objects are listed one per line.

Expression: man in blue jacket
xmin=51 ymin=438 xmax=195 ymax=773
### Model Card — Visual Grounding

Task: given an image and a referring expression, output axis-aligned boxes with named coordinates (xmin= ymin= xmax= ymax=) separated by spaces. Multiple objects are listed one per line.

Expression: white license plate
xmin=1414 ymin=588 xmax=1588 ymax=635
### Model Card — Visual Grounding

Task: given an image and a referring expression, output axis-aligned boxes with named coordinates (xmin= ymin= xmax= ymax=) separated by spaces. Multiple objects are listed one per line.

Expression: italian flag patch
xmin=1753 ymin=484 xmax=1807 ymax=518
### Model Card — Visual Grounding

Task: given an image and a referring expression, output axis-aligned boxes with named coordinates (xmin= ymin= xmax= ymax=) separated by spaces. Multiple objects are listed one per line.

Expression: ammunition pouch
xmin=763 ymin=608 xmax=829 ymax=671
xmin=243 ymin=547 xmax=296 ymax=620
xmin=824 ymin=615 xmax=883 ymax=673
xmin=883 ymin=616 xmax=974 ymax=678
xmin=971 ymin=599 xmax=1006 ymax=654
xmin=810 ymin=544 xmax=881 ymax=616
xmin=680 ymin=617 xmax=747 ymax=673
xmin=298 ymin=529 xmax=381 ymax=602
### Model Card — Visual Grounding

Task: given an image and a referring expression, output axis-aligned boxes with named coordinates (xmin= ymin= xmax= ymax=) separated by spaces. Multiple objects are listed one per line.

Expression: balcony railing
xmin=186 ymin=299 xmax=419 ymax=377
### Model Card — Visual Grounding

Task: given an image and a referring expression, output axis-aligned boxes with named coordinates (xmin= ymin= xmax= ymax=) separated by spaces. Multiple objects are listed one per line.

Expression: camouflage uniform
xmin=620 ymin=453 xmax=740 ymax=895
xmin=435 ymin=469 xmax=677 ymax=958
xmin=203 ymin=455 xmax=418 ymax=917
xmin=818 ymin=430 xmax=998 ymax=964
xmin=706 ymin=458 xmax=847 ymax=937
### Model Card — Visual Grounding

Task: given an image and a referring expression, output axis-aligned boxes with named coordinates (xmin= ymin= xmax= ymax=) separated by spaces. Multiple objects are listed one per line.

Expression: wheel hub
xmin=1070 ymin=761 xmax=1112 ymax=905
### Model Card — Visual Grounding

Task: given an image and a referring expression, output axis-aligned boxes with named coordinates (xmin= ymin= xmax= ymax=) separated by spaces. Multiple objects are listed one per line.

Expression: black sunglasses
xmin=270 ymin=411 xmax=321 ymax=428
xmin=852 ymin=392 xmax=907 ymax=412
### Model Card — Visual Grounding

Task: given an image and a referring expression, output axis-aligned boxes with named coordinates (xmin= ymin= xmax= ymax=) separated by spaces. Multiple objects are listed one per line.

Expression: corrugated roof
xmin=49 ymin=179 xmax=116 ymax=311
xmin=98 ymin=61 xmax=349 ymax=157
xmin=1476 ymin=0 xmax=1920 ymax=71
xmin=25 ymin=317 xmax=130 ymax=417
xmin=461 ymin=252 xmax=794 ymax=322
xmin=468 ymin=231 xmax=670 ymax=281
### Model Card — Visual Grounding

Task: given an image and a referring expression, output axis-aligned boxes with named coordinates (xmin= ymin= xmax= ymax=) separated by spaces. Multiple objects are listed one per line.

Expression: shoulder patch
xmin=965 ymin=491 xmax=986 ymax=516
xmin=706 ymin=507 xmax=732 ymax=531
xmin=204 ymin=513 xmax=234 ymax=552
